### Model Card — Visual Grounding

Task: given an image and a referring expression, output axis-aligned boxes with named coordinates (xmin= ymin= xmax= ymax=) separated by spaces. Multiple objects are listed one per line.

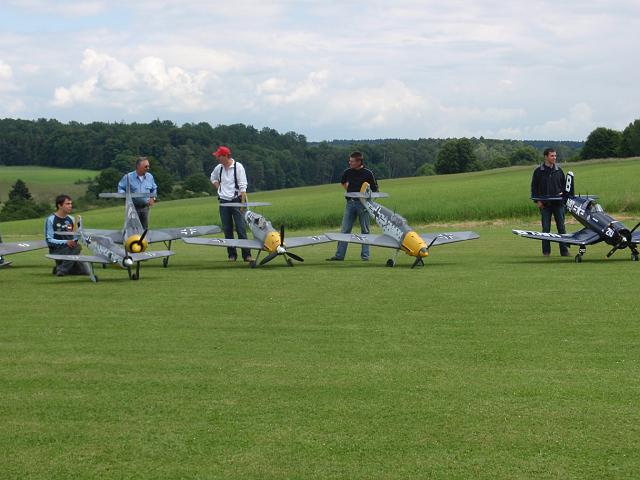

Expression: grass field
xmin=2 ymin=158 xmax=640 ymax=478
xmin=0 ymin=166 xmax=99 ymax=203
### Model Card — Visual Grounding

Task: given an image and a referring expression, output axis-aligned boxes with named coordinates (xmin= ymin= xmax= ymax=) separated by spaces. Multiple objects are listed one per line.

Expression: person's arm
xmin=44 ymin=215 xmax=70 ymax=247
xmin=531 ymin=169 xmax=543 ymax=208
xmin=237 ymin=163 xmax=248 ymax=193
xmin=148 ymin=175 xmax=158 ymax=206
xmin=117 ymin=174 xmax=127 ymax=193
xmin=210 ymin=165 xmax=220 ymax=190
xmin=368 ymin=170 xmax=379 ymax=192
xmin=341 ymin=170 xmax=349 ymax=191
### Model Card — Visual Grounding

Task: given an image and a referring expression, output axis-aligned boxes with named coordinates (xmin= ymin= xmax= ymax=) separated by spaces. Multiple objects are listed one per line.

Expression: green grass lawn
xmin=2 ymin=158 xmax=640 ymax=478
xmin=0 ymin=166 xmax=98 ymax=203
xmin=1 ymin=224 xmax=639 ymax=479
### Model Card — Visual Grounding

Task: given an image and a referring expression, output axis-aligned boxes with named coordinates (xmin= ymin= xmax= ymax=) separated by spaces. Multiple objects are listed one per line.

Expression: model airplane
xmin=89 ymin=176 xmax=221 ymax=267
xmin=325 ymin=182 xmax=480 ymax=268
xmin=513 ymin=171 xmax=640 ymax=262
xmin=0 ymin=229 xmax=47 ymax=268
xmin=183 ymin=202 xmax=332 ymax=267
xmin=46 ymin=215 xmax=173 ymax=281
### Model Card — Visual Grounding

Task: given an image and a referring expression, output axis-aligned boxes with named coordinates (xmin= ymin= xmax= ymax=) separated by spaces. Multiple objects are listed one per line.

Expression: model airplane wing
xmin=0 ymin=240 xmax=48 ymax=256
xmin=146 ymin=225 xmax=222 ymax=243
xmin=632 ymin=232 xmax=640 ymax=243
xmin=182 ymin=237 xmax=265 ymax=249
xmin=325 ymin=232 xmax=401 ymax=249
xmin=512 ymin=227 xmax=601 ymax=245
xmin=128 ymin=250 xmax=174 ymax=261
xmin=46 ymin=253 xmax=107 ymax=263
xmin=284 ymin=234 xmax=333 ymax=248
xmin=419 ymin=231 xmax=480 ymax=246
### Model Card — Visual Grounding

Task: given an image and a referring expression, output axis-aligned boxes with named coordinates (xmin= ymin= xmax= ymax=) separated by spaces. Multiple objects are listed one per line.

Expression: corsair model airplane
xmin=325 ymin=182 xmax=480 ymax=268
xmin=88 ymin=176 xmax=221 ymax=267
xmin=0 ymin=229 xmax=47 ymax=268
xmin=183 ymin=202 xmax=332 ymax=267
xmin=46 ymin=215 xmax=173 ymax=281
xmin=513 ymin=171 xmax=640 ymax=262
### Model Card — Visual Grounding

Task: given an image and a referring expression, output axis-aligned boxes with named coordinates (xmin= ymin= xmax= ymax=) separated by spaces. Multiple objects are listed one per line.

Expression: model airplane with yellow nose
xmin=76 ymin=176 xmax=221 ymax=272
xmin=325 ymin=182 xmax=480 ymax=268
xmin=183 ymin=202 xmax=332 ymax=267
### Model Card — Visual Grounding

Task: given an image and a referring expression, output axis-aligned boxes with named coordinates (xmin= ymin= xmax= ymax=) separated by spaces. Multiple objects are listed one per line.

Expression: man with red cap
xmin=210 ymin=146 xmax=252 ymax=262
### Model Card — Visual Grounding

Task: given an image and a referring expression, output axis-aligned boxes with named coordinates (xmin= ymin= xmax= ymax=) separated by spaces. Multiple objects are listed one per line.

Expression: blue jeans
xmin=219 ymin=201 xmax=250 ymax=259
xmin=334 ymin=200 xmax=371 ymax=259
xmin=540 ymin=204 xmax=569 ymax=255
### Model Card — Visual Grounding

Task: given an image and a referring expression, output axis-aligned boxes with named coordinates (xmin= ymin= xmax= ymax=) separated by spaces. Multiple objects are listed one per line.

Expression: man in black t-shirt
xmin=327 ymin=151 xmax=379 ymax=261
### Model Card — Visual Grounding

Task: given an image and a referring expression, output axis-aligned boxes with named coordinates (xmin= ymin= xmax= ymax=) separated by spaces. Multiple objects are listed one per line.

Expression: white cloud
xmin=52 ymin=78 xmax=97 ymax=106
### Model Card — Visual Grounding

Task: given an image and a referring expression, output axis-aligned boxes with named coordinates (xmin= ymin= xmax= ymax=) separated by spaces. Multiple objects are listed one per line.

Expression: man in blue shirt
xmin=45 ymin=194 xmax=88 ymax=276
xmin=117 ymin=156 xmax=157 ymax=229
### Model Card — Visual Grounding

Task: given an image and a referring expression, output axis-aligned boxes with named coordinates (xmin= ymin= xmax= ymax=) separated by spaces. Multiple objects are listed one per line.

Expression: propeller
xmin=130 ymin=229 xmax=148 ymax=252
xmin=259 ymin=225 xmax=304 ymax=266
xmin=410 ymin=256 xmax=425 ymax=269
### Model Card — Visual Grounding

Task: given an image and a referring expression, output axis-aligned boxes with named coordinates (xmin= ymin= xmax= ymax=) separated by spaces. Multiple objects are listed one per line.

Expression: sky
xmin=0 ymin=0 xmax=638 ymax=142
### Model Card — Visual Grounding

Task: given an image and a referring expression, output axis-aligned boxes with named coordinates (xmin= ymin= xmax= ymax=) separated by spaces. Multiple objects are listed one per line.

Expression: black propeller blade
xmin=410 ymin=256 xmax=425 ymax=269
xmin=259 ymin=252 xmax=279 ymax=266
xmin=285 ymin=251 xmax=304 ymax=262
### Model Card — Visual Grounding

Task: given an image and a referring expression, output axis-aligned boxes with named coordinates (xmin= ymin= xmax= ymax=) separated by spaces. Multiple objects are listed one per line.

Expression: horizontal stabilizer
xmin=420 ymin=231 xmax=480 ymax=246
xmin=325 ymin=232 xmax=400 ymax=249
xmin=220 ymin=202 xmax=271 ymax=208
xmin=99 ymin=192 xmax=153 ymax=199
xmin=182 ymin=237 xmax=264 ymax=249
xmin=344 ymin=192 xmax=389 ymax=199
xmin=146 ymin=225 xmax=222 ymax=242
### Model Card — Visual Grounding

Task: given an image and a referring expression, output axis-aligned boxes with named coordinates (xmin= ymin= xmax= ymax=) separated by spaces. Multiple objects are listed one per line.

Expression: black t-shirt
xmin=340 ymin=167 xmax=379 ymax=194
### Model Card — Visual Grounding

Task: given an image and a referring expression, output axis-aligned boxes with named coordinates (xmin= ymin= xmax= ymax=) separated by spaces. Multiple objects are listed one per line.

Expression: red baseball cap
xmin=213 ymin=146 xmax=231 ymax=157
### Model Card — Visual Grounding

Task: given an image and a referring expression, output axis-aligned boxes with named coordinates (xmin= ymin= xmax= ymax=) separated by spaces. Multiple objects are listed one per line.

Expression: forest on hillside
xmin=0 ymin=118 xmax=592 ymax=193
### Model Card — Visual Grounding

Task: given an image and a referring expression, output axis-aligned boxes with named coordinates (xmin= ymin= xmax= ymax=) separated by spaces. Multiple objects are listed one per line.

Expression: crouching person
xmin=45 ymin=194 xmax=88 ymax=276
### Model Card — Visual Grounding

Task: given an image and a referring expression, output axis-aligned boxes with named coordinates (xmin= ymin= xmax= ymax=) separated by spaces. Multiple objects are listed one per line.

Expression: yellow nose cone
xmin=263 ymin=231 xmax=281 ymax=253
xmin=125 ymin=234 xmax=148 ymax=253
xmin=401 ymin=231 xmax=428 ymax=257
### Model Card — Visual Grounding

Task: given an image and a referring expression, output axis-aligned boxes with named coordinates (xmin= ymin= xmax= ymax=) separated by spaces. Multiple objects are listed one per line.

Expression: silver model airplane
xmin=325 ymin=182 xmax=480 ymax=268
xmin=46 ymin=215 xmax=173 ymax=282
xmin=183 ymin=202 xmax=332 ymax=267
xmin=0 ymin=229 xmax=47 ymax=268
xmin=86 ymin=175 xmax=221 ymax=267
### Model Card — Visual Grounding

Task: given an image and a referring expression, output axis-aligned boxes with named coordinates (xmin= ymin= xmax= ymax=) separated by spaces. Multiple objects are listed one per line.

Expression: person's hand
xmin=148 ymin=197 xmax=156 ymax=207
xmin=536 ymin=201 xmax=544 ymax=208
xmin=67 ymin=239 xmax=77 ymax=248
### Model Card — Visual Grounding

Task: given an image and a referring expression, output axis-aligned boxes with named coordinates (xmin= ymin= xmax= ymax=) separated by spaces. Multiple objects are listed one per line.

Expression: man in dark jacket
xmin=530 ymin=148 xmax=569 ymax=256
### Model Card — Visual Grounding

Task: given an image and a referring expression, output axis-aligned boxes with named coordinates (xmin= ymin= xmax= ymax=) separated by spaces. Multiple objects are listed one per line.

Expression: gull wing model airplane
xmin=325 ymin=182 xmax=480 ymax=268
xmin=183 ymin=202 xmax=332 ymax=267
xmin=46 ymin=215 xmax=173 ymax=282
xmin=91 ymin=176 xmax=221 ymax=267
xmin=513 ymin=171 xmax=640 ymax=262
xmin=0 ymin=229 xmax=47 ymax=268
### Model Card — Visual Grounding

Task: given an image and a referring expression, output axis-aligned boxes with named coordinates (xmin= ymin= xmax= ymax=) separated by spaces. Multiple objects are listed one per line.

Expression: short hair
xmin=55 ymin=194 xmax=72 ymax=208
xmin=543 ymin=148 xmax=556 ymax=157
xmin=349 ymin=151 xmax=364 ymax=163
xmin=136 ymin=156 xmax=149 ymax=167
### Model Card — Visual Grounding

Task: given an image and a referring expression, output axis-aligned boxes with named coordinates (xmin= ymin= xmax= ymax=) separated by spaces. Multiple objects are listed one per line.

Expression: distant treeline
xmin=0 ymin=118 xmax=597 ymax=195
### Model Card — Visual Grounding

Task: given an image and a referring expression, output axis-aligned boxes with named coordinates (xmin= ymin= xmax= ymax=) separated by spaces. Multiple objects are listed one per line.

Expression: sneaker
xmin=543 ymin=253 xmax=550 ymax=257
xmin=55 ymin=271 xmax=65 ymax=277
xmin=361 ymin=257 xmax=369 ymax=261
xmin=243 ymin=256 xmax=253 ymax=262
xmin=326 ymin=256 xmax=344 ymax=261
xmin=228 ymin=256 xmax=237 ymax=262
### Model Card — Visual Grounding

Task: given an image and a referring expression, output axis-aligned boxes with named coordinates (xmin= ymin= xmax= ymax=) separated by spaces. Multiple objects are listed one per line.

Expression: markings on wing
xmin=180 ymin=227 xmax=199 ymax=236
xmin=351 ymin=233 xmax=366 ymax=241
xmin=513 ymin=229 xmax=563 ymax=238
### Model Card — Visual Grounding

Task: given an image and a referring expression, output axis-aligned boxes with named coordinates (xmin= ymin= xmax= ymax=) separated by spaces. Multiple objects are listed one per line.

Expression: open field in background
xmin=0 ymin=166 xmax=99 ymax=203
xmin=2 ymin=156 xmax=640 ymax=237
xmin=1 ymin=226 xmax=639 ymax=479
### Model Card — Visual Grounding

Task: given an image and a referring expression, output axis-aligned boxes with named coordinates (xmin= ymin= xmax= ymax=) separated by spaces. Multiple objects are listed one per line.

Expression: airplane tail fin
xmin=565 ymin=171 xmax=575 ymax=200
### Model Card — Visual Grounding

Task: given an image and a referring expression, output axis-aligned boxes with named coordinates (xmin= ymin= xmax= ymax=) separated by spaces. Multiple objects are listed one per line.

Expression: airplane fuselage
xmin=83 ymin=233 xmax=132 ymax=268
xmin=244 ymin=210 xmax=281 ymax=252
xmin=566 ymin=196 xmax=633 ymax=248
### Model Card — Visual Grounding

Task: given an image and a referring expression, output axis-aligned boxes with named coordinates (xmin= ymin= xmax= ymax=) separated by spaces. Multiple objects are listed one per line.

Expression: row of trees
xmin=580 ymin=119 xmax=640 ymax=160
xmin=0 ymin=119 xmax=588 ymax=197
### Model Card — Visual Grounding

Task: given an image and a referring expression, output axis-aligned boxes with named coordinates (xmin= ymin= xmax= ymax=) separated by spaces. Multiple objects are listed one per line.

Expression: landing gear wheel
xmin=286 ymin=258 xmax=294 ymax=267
xmin=163 ymin=257 xmax=169 ymax=268
xmin=632 ymin=253 xmax=639 ymax=262
xmin=130 ymin=273 xmax=139 ymax=280
xmin=386 ymin=259 xmax=395 ymax=267
xmin=575 ymin=255 xmax=582 ymax=263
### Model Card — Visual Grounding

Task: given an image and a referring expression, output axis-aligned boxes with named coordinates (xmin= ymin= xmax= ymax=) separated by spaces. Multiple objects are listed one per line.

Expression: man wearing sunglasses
xmin=117 ymin=156 xmax=157 ymax=229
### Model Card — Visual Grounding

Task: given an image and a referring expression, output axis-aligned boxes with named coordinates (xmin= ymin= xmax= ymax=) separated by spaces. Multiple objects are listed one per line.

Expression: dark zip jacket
xmin=531 ymin=163 xmax=566 ymax=205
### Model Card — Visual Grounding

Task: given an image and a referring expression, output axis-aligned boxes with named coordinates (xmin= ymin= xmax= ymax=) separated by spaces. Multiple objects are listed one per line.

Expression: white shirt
xmin=210 ymin=159 xmax=248 ymax=200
